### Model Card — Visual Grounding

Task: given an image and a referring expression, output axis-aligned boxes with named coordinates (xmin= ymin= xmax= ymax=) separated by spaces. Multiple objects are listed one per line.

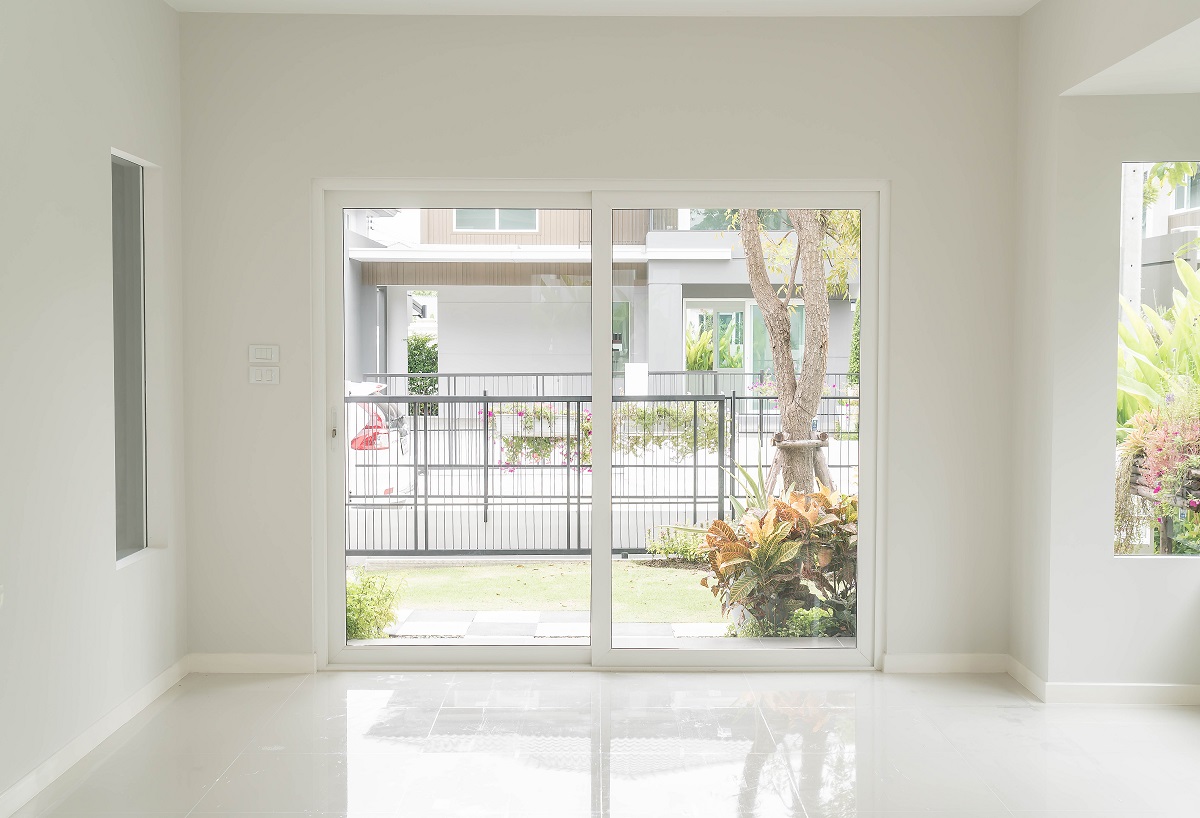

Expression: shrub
xmin=1117 ymin=257 xmax=1200 ymax=429
xmin=702 ymin=484 xmax=859 ymax=636
xmin=735 ymin=606 xmax=833 ymax=638
xmin=407 ymin=333 xmax=438 ymax=415
xmin=646 ymin=524 xmax=707 ymax=562
xmin=848 ymin=302 xmax=860 ymax=386
xmin=346 ymin=568 xmax=401 ymax=640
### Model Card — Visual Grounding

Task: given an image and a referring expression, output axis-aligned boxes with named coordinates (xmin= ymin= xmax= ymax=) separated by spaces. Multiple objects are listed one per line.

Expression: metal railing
xmin=363 ymin=370 xmax=858 ymax=400
xmin=345 ymin=376 xmax=859 ymax=556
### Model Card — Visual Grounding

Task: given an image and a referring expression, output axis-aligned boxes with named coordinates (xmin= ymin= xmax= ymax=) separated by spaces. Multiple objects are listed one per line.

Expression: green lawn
xmin=369 ymin=559 xmax=724 ymax=623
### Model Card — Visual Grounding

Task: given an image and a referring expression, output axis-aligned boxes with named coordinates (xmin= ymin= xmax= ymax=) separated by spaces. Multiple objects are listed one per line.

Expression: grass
xmin=367 ymin=559 xmax=723 ymax=624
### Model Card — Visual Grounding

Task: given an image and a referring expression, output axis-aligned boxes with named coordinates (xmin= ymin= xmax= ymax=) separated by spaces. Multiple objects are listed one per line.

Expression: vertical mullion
xmin=589 ymin=196 xmax=614 ymax=661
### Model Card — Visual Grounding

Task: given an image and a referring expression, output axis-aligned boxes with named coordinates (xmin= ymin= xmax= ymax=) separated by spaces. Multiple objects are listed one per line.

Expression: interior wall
xmin=1048 ymin=93 xmax=1200 ymax=685
xmin=1012 ymin=0 xmax=1200 ymax=681
xmin=181 ymin=13 xmax=1018 ymax=661
xmin=0 ymin=0 xmax=185 ymax=798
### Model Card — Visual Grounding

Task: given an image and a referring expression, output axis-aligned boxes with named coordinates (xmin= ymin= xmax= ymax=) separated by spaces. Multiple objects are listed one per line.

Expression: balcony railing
xmin=345 ymin=375 xmax=859 ymax=556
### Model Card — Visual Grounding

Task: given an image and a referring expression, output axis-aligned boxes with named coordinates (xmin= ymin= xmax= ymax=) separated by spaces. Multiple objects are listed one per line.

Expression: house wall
xmin=437 ymin=285 xmax=593 ymax=374
xmin=181 ymin=13 xmax=1019 ymax=663
xmin=1013 ymin=0 xmax=1200 ymax=683
xmin=1046 ymin=93 xmax=1200 ymax=686
xmin=0 ymin=0 xmax=185 ymax=800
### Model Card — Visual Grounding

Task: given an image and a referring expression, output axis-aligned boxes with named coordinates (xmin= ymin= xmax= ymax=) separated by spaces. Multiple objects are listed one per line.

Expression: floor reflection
xmin=343 ymin=674 xmax=857 ymax=817
xmin=20 ymin=671 xmax=1083 ymax=818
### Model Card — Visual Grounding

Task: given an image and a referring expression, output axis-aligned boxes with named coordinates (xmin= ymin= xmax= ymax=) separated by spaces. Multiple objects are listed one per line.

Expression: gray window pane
xmin=454 ymin=208 xmax=496 ymax=230
xmin=497 ymin=209 xmax=537 ymax=231
xmin=112 ymin=156 xmax=146 ymax=560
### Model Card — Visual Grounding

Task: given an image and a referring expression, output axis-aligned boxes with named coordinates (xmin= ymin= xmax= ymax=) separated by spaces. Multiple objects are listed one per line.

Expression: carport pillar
xmin=647 ymin=282 xmax=683 ymax=371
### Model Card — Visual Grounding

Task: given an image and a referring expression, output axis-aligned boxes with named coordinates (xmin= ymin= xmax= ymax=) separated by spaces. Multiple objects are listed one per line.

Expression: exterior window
xmin=1172 ymin=174 xmax=1200 ymax=211
xmin=453 ymin=208 xmax=538 ymax=232
xmin=112 ymin=155 xmax=147 ymax=560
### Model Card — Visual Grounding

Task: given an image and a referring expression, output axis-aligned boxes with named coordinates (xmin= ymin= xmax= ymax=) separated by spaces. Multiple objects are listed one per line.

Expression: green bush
xmin=346 ymin=568 xmax=401 ymax=640
xmin=407 ymin=333 xmax=438 ymax=415
xmin=735 ymin=606 xmax=833 ymax=638
xmin=646 ymin=524 xmax=707 ymax=562
xmin=848 ymin=302 xmax=860 ymax=386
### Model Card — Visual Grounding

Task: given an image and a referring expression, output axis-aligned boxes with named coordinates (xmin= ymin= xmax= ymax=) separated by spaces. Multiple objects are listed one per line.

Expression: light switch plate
xmin=249 ymin=366 xmax=280 ymax=385
xmin=249 ymin=344 xmax=280 ymax=363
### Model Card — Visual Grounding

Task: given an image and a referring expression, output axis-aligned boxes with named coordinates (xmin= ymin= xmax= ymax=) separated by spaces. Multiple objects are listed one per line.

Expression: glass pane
xmin=1116 ymin=162 xmax=1200 ymax=555
xmin=112 ymin=156 xmax=146 ymax=561
xmin=716 ymin=310 xmax=744 ymax=370
xmin=612 ymin=302 xmax=631 ymax=373
xmin=497 ymin=208 xmax=537 ymax=231
xmin=343 ymin=207 xmax=592 ymax=643
xmin=750 ymin=305 xmax=803 ymax=380
xmin=454 ymin=208 xmax=496 ymax=230
xmin=613 ymin=207 xmax=861 ymax=649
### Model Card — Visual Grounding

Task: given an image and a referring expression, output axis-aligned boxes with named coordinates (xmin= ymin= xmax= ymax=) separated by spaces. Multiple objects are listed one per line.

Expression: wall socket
xmin=249 ymin=366 xmax=280 ymax=385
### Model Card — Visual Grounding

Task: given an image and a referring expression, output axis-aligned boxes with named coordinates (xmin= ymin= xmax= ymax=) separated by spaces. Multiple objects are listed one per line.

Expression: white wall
xmin=181 ymin=13 xmax=1019 ymax=661
xmin=0 ymin=0 xmax=185 ymax=799
xmin=1046 ymin=93 xmax=1200 ymax=685
xmin=1013 ymin=0 xmax=1200 ymax=681
xmin=437 ymin=285 xmax=592 ymax=374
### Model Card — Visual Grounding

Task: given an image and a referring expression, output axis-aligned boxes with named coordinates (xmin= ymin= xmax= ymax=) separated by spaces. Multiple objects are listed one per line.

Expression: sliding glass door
xmin=326 ymin=188 xmax=878 ymax=668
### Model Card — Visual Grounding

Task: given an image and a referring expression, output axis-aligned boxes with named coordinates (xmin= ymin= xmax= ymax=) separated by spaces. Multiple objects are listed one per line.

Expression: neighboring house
xmin=343 ymin=208 xmax=858 ymax=388
xmin=1140 ymin=167 xmax=1200 ymax=309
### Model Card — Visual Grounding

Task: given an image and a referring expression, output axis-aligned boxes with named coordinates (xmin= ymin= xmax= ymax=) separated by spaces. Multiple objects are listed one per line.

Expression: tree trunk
xmin=739 ymin=209 xmax=831 ymax=495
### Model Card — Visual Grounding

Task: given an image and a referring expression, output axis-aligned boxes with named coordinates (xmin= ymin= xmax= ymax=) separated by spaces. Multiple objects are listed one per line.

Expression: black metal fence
xmin=345 ymin=378 xmax=859 ymax=556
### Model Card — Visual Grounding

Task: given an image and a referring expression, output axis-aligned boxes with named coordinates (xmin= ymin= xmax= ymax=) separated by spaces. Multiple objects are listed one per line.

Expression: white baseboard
xmin=186 ymin=652 xmax=317 ymax=674
xmin=0 ymin=658 xmax=188 ymax=818
xmin=882 ymin=652 xmax=1009 ymax=674
xmin=1005 ymin=656 xmax=1048 ymax=701
xmin=1042 ymin=681 xmax=1200 ymax=704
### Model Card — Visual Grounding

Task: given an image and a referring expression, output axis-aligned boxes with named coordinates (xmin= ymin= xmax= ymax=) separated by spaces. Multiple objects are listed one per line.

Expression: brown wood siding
xmin=423 ymin=209 xmax=591 ymax=245
xmin=362 ymin=261 xmax=598 ymax=287
xmin=419 ymin=208 xmax=678 ymax=246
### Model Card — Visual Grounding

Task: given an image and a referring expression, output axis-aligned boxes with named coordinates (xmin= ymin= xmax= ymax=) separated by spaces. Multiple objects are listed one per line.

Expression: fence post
xmin=482 ymin=390 xmax=489 ymax=524
xmin=565 ymin=400 xmax=572 ymax=550
xmin=692 ymin=400 xmax=699 ymax=525
xmin=718 ymin=395 xmax=728 ymax=521
xmin=576 ymin=398 xmax=583 ymax=550
xmin=422 ymin=410 xmax=430 ymax=550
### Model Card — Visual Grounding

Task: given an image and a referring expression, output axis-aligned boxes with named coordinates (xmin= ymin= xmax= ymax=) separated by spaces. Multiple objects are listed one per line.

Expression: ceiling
xmin=165 ymin=0 xmax=1041 ymax=16
xmin=1065 ymin=17 xmax=1200 ymax=96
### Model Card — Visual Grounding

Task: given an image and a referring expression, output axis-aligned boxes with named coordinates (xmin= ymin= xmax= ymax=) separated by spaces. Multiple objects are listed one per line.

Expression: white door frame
xmin=311 ymin=179 xmax=889 ymax=671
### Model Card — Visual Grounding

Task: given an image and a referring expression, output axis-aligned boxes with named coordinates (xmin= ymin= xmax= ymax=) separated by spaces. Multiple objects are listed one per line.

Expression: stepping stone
xmin=465 ymin=622 xmax=538 ymax=637
xmin=612 ymin=623 xmax=674 ymax=637
xmin=392 ymin=622 xmax=471 ymax=637
xmin=672 ymin=623 xmax=729 ymax=638
xmin=405 ymin=610 xmax=476 ymax=622
xmin=473 ymin=611 xmax=541 ymax=623
xmin=538 ymin=611 xmax=590 ymax=623
xmin=535 ymin=623 xmax=590 ymax=638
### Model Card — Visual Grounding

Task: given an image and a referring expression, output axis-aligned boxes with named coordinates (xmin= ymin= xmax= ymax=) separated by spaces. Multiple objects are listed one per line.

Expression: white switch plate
xmin=249 ymin=366 xmax=280 ymax=385
xmin=248 ymin=344 xmax=280 ymax=363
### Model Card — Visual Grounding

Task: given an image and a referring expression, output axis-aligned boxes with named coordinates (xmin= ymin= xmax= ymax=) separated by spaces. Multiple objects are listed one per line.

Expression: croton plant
xmin=702 ymin=484 xmax=858 ymax=636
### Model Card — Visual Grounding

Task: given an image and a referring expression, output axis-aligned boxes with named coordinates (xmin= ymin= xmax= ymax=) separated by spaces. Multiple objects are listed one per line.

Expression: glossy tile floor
xmin=12 ymin=671 xmax=1200 ymax=817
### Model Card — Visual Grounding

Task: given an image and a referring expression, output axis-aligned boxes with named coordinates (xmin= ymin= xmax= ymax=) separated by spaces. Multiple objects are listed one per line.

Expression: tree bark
xmin=739 ymin=209 xmax=831 ymax=494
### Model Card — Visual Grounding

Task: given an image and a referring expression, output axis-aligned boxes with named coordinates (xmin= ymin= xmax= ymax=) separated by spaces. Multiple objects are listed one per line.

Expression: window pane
xmin=1117 ymin=162 xmax=1200 ymax=555
xmin=454 ymin=208 xmax=496 ymax=230
xmin=112 ymin=156 xmax=146 ymax=560
xmin=342 ymin=207 xmax=592 ymax=645
xmin=613 ymin=208 xmax=861 ymax=649
xmin=497 ymin=208 xmax=537 ymax=231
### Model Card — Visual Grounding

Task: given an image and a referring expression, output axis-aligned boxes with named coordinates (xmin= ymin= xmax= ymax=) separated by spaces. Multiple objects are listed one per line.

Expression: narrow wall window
xmin=1116 ymin=161 xmax=1200 ymax=555
xmin=112 ymin=155 xmax=147 ymax=560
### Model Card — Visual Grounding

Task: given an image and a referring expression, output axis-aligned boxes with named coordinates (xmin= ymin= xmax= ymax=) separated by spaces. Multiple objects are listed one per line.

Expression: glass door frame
xmin=316 ymin=182 xmax=886 ymax=671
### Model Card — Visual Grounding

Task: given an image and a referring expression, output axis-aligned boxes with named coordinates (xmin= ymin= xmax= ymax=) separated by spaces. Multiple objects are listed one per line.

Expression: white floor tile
xmin=13 ymin=671 xmax=1190 ymax=817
